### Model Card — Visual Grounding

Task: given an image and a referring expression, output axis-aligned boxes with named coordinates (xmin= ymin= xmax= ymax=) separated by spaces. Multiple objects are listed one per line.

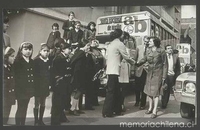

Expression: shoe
xmin=151 ymin=112 xmax=157 ymax=119
xmin=139 ymin=106 xmax=145 ymax=110
xmin=145 ymin=109 xmax=153 ymax=114
xmin=69 ymin=110 xmax=80 ymax=116
xmin=85 ymin=107 xmax=95 ymax=110
xmin=161 ymin=105 xmax=167 ymax=109
xmin=60 ymin=118 xmax=70 ymax=123
xmin=77 ymin=110 xmax=85 ymax=114
xmin=93 ymin=103 xmax=100 ymax=106
xmin=134 ymin=102 xmax=139 ymax=107
xmin=102 ymin=114 xmax=114 ymax=118
xmin=114 ymin=112 xmax=124 ymax=116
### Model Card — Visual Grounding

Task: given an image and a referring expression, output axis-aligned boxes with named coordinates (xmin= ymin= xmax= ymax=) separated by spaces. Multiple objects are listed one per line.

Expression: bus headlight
xmin=185 ymin=82 xmax=196 ymax=94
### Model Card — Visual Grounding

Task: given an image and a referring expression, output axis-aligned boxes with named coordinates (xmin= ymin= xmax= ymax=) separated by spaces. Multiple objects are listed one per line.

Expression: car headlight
xmin=185 ymin=82 xmax=196 ymax=93
xmin=175 ymin=81 xmax=182 ymax=89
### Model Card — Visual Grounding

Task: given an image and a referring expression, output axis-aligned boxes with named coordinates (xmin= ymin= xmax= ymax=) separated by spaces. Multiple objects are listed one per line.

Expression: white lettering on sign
xmin=97 ymin=12 xmax=150 ymax=36
xmin=176 ymin=43 xmax=190 ymax=64
xmin=176 ymin=44 xmax=190 ymax=55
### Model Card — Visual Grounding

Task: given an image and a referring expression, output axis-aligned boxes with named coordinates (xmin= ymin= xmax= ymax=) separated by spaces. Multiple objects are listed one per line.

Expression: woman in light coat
xmin=136 ymin=36 xmax=167 ymax=118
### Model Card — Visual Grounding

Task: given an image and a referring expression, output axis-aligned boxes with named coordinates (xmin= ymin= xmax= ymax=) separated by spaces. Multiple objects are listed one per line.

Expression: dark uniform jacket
xmin=34 ymin=56 xmax=51 ymax=97
xmin=52 ymin=53 xmax=72 ymax=94
xmin=68 ymin=29 xmax=84 ymax=46
xmin=46 ymin=31 xmax=61 ymax=49
xmin=3 ymin=64 xmax=15 ymax=105
xmin=62 ymin=20 xmax=75 ymax=39
xmin=70 ymin=50 xmax=87 ymax=92
xmin=14 ymin=57 xmax=35 ymax=100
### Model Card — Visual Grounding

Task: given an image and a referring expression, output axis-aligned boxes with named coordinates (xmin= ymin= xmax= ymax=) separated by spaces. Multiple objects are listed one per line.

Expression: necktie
xmin=168 ymin=54 xmax=171 ymax=59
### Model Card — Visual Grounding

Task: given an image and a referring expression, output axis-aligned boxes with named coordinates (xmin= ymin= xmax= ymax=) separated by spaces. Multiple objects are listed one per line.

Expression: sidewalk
xmin=5 ymin=92 xmax=191 ymax=126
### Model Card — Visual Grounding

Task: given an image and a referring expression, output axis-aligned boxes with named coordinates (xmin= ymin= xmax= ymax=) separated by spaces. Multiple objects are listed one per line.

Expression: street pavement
xmin=6 ymin=92 xmax=195 ymax=126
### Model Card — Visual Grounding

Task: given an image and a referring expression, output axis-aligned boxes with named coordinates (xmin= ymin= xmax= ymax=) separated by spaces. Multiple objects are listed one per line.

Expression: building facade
xmin=4 ymin=6 xmax=181 ymax=57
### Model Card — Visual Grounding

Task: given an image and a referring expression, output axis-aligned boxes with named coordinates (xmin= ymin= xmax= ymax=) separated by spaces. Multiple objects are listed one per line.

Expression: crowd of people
xmin=3 ymin=11 xmax=181 ymax=126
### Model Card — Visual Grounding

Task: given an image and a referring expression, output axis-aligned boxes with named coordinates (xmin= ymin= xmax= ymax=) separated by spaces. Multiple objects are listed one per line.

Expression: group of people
xmin=3 ymin=10 xmax=181 ymax=126
xmin=102 ymin=29 xmax=180 ymax=119
xmin=3 ymin=11 xmax=105 ymax=126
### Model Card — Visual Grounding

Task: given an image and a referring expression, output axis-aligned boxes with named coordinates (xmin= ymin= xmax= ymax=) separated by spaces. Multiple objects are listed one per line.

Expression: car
xmin=173 ymin=71 xmax=196 ymax=119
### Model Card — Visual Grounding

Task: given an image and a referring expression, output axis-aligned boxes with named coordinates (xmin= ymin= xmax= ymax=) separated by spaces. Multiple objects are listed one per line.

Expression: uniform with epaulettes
xmin=3 ymin=64 xmax=15 ymax=124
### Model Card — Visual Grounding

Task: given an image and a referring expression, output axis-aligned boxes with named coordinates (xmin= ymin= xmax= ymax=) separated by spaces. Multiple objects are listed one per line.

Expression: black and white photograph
xmin=2 ymin=3 xmax=197 ymax=127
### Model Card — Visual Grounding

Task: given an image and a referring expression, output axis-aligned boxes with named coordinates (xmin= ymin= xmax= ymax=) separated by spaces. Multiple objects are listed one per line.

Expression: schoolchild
xmin=3 ymin=47 xmax=16 ymax=125
xmin=14 ymin=42 xmax=34 ymax=125
xmin=33 ymin=43 xmax=51 ymax=125
xmin=51 ymin=42 xmax=71 ymax=125
xmin=47 ymin=23 xmax=61 ymax=57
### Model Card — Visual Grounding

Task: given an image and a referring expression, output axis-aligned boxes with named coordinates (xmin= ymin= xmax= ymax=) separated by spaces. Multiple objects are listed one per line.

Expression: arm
xmin=82 ymin=30 xmax=89 ymax=45
xmin=162 ymin=50 xmax=168 ymax=80
xmin=62 ymin=21 xmax=70 ymax=31
xmin=175 ymin=56 xmax=181 ymax=78
xmin=118 ymin=43 xmax=135 ymax=65
xmin=56 ymin=31 xmax=61 ymax=38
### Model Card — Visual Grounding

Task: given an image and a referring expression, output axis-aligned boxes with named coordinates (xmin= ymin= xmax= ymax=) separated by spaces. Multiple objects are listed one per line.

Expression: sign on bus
xmin=96 ymin=11 xmax=151 ymax=37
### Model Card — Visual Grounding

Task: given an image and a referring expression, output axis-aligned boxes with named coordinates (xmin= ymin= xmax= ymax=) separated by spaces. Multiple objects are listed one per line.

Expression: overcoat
xmin=14 ymin=57 xmax=35 ymax=100
xmin=52 ymin=53 xmax=72 ymax=94
xmin=34 ymin=57 xmax=51 ymax=97
xmin=70 ymin=50 xmax=87 ymax=92
xmin=62 ymin=20 xmax=75 ymax=39
xmin=3 ymin=64 xmax=15 ymax=105
xmin=138 ymin=48 xmax=168 ymax=97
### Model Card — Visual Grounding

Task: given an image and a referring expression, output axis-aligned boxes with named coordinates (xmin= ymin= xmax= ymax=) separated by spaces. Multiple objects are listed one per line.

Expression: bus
xmin=96 ymin=11 xmax=178 ymax=61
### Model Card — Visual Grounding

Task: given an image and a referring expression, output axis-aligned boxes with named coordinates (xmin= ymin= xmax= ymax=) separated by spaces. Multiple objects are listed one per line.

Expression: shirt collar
xmin=22 ymin=55 xmax=30 ymax=63
xmin=61 ymin=52 xmax=68 ymax=58
xmin=39 ymin=56 xmax=49 ymax=62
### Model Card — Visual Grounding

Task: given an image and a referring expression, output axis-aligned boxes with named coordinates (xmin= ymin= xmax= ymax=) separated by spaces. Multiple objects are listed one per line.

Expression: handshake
xmin=129 ymin=58 xmax=141 ymax=67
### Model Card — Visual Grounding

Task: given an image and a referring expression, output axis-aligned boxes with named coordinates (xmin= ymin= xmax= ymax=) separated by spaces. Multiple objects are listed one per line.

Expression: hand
xmin=162 ymin=78 xmax=165 ymax=85
xmin=135 ymin=63 xmax=139 ymax=67
xmin=69 ymin=27 xmax=73 ymax=30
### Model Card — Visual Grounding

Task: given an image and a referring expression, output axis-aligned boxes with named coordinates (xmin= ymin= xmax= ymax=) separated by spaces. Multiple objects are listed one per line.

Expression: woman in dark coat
xmin=14 ymin=42 xmax=35 ymax=125
xmin=3 ymin=47 xmax=16 ymax=125
xmin=136 ymin=37 xmax=168 ymax=118
xmin=33 ymin=43 xmax=51 ymax=125
xmin=51 ymin=42 xmax=71 ymax=125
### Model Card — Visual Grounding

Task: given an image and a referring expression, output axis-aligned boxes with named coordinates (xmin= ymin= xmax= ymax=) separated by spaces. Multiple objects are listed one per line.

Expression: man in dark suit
xmin=161 ymin=45 xmax=181 ymax=109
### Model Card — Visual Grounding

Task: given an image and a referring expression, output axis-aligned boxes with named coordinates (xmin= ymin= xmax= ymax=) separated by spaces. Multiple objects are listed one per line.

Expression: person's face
xmin=63 ymin=48 xmax=71 ymax=55
xmin=90 ymin=24 xmax=95 ymax=30
xmin=52 ymin=26 xmax=58 ymax=32
xmin=69 ymin=13 xmax=74 ymax=20
xmin=21 ymin=48 xmax=33 ymax=58
xmin=8 ymin=52 xmax=15 ymax=64
xmin=75 ymin=24 xmax=81 ymax=29
xmin=148 ymin=39 xmax=154 ymax=48
xmin=3 ymin=22 xmax=9 ymax=32
xmin=166 ymin=46 xmax=173 ymax=54
xmin=84 ymin=44 xmax=91 ymax=53
xmin=124 ymin=37 xmax=129 ymax=44
xmin=40 ymin=47 xmax=50 ymax=59
xmin=144 ymin=37 xmax=149 ymax=46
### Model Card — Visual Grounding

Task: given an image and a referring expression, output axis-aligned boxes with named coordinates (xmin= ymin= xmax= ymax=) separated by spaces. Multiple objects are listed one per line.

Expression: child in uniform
xmin=14 ymin=42 xmax=34 ymax=125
